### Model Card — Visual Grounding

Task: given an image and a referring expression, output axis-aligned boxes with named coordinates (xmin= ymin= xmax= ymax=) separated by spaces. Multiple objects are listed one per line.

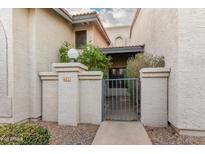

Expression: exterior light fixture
xmin=67 ymin=48 xmax=79 ymax=62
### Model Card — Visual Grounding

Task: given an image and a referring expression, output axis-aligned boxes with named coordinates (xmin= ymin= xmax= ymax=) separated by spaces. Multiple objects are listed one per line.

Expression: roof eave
xmin=101 ymin=46 xmax=144 ymax=55
xmin=53 ymin=8 xmax=73 ymax=23
xmin=52 ymin=9 xmax=111 ymax=45
xmin=95 ymin=15 xmax=111 ymax=45
xmin=72 ymin=13 xmax=97 ymax=23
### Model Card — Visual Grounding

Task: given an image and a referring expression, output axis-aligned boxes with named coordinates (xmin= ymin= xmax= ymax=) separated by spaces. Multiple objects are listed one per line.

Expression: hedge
xmin=0 ymin=123 xmax=50 ymax=145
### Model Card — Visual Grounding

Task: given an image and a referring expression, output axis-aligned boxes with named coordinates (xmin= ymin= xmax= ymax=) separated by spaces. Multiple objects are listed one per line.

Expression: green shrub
xmin=59 ymin=41 xmax=72 ymax=63
xmin=126 ymin=53 xmax=165 ymax=78
xmin=0 ymin=123 xmax=50 ymax=145
xmin=77 ymin=44 xmax=112 ymax=78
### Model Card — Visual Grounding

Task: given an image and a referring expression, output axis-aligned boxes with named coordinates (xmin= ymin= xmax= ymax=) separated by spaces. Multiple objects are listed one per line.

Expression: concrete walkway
xmin=92 ymin=121 xmax=152 ymax=145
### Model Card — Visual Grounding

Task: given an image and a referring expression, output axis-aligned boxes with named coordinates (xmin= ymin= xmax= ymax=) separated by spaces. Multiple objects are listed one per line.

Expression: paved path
xmin=92 ymin=121 xmax=152 ymax=145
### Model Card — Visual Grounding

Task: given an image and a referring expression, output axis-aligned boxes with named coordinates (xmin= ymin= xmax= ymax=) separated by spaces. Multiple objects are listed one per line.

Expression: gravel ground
xmin=145 ymin=126 xmax=205 ymax=145
xmin=33 ymin=121 xmax=99 ymax=145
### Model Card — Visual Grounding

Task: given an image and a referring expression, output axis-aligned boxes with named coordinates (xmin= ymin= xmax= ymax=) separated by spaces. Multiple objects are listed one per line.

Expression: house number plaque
xmin=63 ymin=77 xmax=71 ymax=82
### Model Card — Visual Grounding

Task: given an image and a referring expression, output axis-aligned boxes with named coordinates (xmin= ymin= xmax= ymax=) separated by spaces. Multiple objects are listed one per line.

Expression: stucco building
xmin=103 ymin=25 xmax=143 ymax=79
xmin=0 ymin=8 xmax=110 ymax=124
xmin=105 ymin=25 xmax=131 ymax=47
xmin=130 ymin=8 xmax=205 ymax=134
xmin=1 ymin=8 xmax=205 ymax=135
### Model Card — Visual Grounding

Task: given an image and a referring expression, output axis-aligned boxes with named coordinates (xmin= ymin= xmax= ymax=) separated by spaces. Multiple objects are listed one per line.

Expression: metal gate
xmin=102 ymin=78 xmax=140 ymax=121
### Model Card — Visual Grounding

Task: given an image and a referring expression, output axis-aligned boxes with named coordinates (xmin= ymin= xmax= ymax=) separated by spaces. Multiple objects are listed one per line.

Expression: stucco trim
xmin=39 ymin=72 xmax=58 ymax=80
xmin=78 ymin=71 xmax=103 ymax=80
xmin=140 ymin=68 xmax=171 ymax=78
xmin=53 ymin=63 xmax=88 ymax=72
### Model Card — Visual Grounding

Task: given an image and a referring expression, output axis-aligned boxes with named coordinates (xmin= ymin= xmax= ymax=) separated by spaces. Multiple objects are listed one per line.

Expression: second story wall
xmin=93 ymin=24 xmax=109 ymax=48
xmin=130 ymin=8 xmax=178 ymax=127
xmin=106 ymin=25 xmax=131 ymax=47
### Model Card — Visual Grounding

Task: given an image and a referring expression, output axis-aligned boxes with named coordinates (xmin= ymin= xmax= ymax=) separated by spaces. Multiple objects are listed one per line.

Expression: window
xmin=75 ymin=30 xmax=87 ymax=49
xmin=109 ymin=68 xmax=126 ymax=88
xmin=109 ymin=68 xmax=126 ymax=79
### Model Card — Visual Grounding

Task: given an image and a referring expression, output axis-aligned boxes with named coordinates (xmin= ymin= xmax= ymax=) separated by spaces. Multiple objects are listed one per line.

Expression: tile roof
xmin=58 ymin=8 xmax=72 ymax=18
xmin=101 ymin=45 xmax=144 ymax=54
xmin=54 ymin=8 xmax=110 ymax=45
xmin=101 ymin=45 xmax=144 ymax=49
xmin=72 ymin=11 xmax=97 ymax=17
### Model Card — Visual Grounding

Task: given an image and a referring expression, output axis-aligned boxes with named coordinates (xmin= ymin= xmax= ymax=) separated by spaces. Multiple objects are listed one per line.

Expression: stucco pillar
xmin=53 ymin=63 xmax=88 ymax=126
xmin=140 ymin=68 xmax=170 ymax=127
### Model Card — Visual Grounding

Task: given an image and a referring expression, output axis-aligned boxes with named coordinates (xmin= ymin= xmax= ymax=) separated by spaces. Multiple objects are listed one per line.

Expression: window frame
xmin=75 ymin=30 xmax=87 ymax=49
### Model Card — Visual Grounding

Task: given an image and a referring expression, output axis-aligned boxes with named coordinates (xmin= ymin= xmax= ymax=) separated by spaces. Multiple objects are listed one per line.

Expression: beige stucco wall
xmin=30 ymin=8 xmax=73 ymax=119
xmin=0 ymin=8 xmax=109 ymax=124
xmin=140 ymin=68 xmax=170 ymax=127
xmin=177 ymin=9 xmax=205 ymax=130
xmin=93 ymin=25 xmax=108 ymax=48
xmin=106 ymin=25 xmax=131 ymax=47
xmin=40 ymin=64 xmax=102 ymax=125
xmin=79 ymin=79 xmax=102 ymax=124
xmin=0 ymin=8 xmax=13 ymax=123
xmin=130 ymin=9 xmax=179 ymax=127
xmin=131 ymin=8 xmax=205 ymax=131
xmin=0 ymin=8 xmax=74 ymax=123
xmin=42 ymin=80 xmax=58 ymax=122
xmin=12 ymin=9 xmax=30 ymax=122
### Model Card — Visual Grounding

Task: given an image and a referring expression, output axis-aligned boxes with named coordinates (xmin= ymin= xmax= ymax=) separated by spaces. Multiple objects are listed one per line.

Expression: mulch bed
xmin=33 ymin=121 xmax=99 ymax=145
xmin=145 ymin=126 xmax=205 ymax=145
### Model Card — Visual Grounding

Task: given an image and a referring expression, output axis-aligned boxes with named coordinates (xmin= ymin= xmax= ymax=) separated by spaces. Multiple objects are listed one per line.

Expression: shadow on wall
xmin=0 ymin=20 xmax=8 ymax=96
xmin=0 ymin=20 xmax=12 ymax=118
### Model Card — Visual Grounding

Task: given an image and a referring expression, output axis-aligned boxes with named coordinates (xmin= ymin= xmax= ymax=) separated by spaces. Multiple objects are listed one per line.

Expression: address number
xmin=63 ymin=77 xmax=71 ymax=82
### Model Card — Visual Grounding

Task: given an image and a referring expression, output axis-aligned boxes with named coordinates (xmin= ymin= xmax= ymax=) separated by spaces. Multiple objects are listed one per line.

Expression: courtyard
xmin=1 ymin=121 xmax=204 ymax=145
xmin=1 ymin=8 xmax=205 ymax=145
xmin=39 ymin=122 xmax=205 ymax=145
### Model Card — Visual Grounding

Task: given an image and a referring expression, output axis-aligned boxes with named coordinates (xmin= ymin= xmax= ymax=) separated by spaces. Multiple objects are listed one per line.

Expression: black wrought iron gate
xmin=102 ymin=78 xmax=140 ymax=121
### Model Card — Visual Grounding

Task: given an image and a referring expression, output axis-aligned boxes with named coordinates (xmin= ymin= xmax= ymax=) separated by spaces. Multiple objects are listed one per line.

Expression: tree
xmin=126 ymin=53 xmax=165 ymax=78
xmin=59 ymin=41 xmax=72 ymax=63
xmin=77 ymin=44 xmax=112 ymax=78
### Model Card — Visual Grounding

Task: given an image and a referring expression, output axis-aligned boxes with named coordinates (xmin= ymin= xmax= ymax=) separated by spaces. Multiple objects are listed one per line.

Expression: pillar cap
xmin=78 ymin=71 xmax=103 ymax=80
xmin=52 ymin=63 xmax=88 ymax=72
xmin=39 ymin=72 xmax=58 ymax=80
xmin=140 ymin=67 xmax=170 ymax=78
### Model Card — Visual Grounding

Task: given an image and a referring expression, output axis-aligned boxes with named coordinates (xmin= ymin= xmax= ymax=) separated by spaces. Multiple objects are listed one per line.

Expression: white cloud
xmin=67 ymin=8 xmax=95 ymax=15
xmin=67 ymin=8 xmax=136 ymax=27
xmin=98 ymin=9 xmax=136 ymax=27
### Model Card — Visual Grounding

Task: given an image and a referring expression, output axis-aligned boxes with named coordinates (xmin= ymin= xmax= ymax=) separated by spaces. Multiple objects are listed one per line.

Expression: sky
xmin=67 ymin=8 xmax=136 ymax=27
